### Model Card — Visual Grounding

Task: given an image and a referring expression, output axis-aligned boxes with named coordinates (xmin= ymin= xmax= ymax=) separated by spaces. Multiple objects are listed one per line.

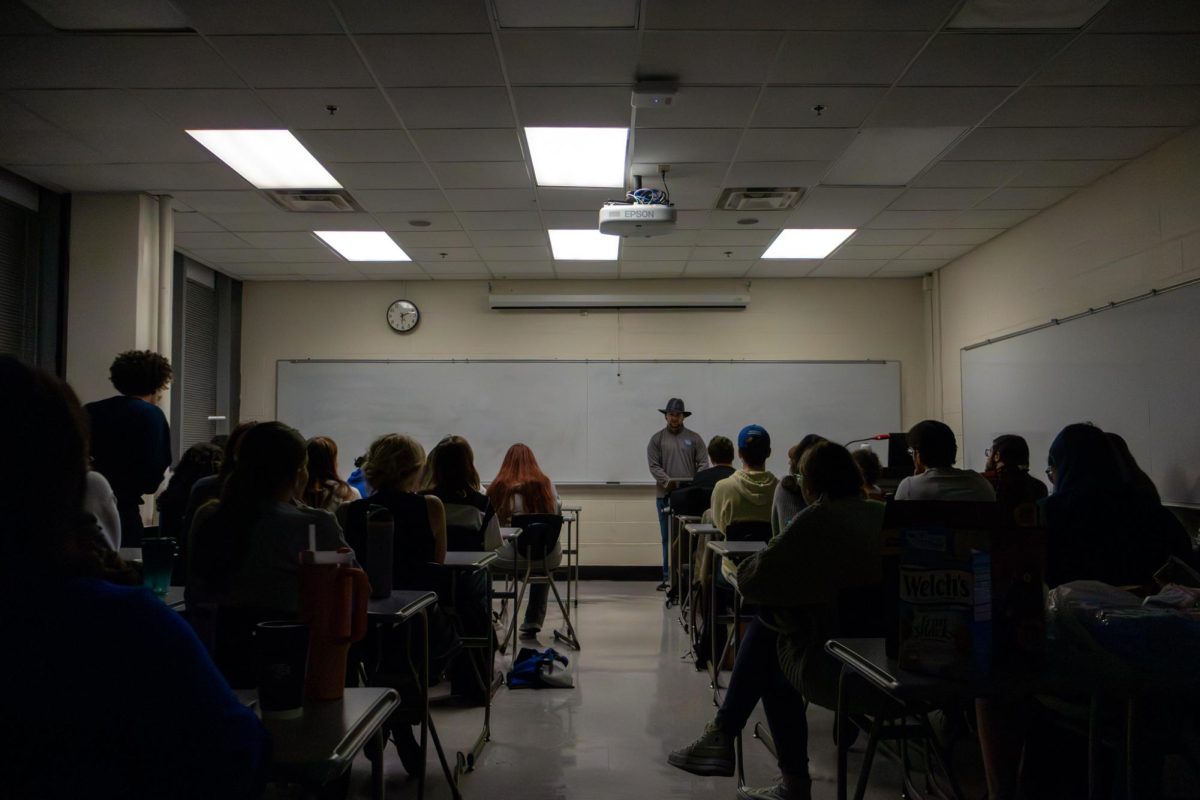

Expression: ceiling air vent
xmin=716 ymin=187 xmax=804 ymax=212
xmin=264 ymin=189 xmax=362 ymax=213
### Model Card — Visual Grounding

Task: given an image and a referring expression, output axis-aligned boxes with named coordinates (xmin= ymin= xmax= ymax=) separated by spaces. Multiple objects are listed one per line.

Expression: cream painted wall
xmin=936 ymin=126 xmax=1200 ymax=450
xmin=240 ymin=277 xmax=928 ymax=566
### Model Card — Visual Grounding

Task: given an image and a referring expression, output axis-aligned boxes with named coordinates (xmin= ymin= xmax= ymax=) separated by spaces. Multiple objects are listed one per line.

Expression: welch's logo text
xmin=900 ymin=569 xmax=971 ymax=604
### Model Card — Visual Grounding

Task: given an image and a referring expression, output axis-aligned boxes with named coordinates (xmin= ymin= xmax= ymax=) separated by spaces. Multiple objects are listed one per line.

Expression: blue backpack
xmin=506 ymin=647 xmax=573 ymax=689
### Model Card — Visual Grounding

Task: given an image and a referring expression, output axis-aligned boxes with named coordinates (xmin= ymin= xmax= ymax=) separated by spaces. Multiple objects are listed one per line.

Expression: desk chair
xmin=446 ymin=524 xmax=485 ymax=552
xmin=495 ymin=513 xmax=579 ymax=654
xmin=669 ymin=485 xmax=713 ymax=617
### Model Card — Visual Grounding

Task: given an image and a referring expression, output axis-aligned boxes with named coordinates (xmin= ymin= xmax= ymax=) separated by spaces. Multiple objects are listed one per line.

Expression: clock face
xmin=386 ymin=299 xmax=420 ymax=333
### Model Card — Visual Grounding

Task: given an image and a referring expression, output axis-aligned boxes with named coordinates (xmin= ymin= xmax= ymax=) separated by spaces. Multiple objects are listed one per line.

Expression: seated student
xmin=690 ymin=435 xmax=737 ymax=493
xmin=188 ymin=422 xmax=351 ymax=616
xmin=0 ymin=357 xmax=268 ymax=799
xmin=711 ymin=425 xmax=780 ymax=536
xmin=84 ymin=350 xmax=174 ymax=540
xmin=422 ymin=435 xmax=502 ymax=551
xmin=771 ymin=435 xmax=827 ymax=537
xmin=894 ymin=420 xmax=995 ymax=502
xmin=83 ymin=469 xmax=122 ymax=551
xmin=670 ymin=441 xmax=885 ymax=800
xmin=181 ymin=421 xmax=257 ymax=539
xmin=851 ymin=447 xmax=886 ymax=501
xmin=982 ymin=434 xmax=1047 ymax=521
xmin=301 ymin=435 xmax=360 ymax=513
xmin=347 ymin=453 xmax=371 ymax=499
xmin=487 ymin=443 xmax=562 ymax=638
xmin=1042 ymin=423 xmax=1190 ymax=588
xmin=157 ymin=442 xmax=222 ymax=540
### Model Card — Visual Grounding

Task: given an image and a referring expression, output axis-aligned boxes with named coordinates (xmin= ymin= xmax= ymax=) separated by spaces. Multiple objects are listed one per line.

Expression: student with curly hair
xmin=84 ymin=350 xmax=174 ymax=541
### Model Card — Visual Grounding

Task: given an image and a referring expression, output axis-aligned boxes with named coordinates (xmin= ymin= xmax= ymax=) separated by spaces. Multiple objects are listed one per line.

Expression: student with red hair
xmin=487 ymin=443 xmax=561 ymax=637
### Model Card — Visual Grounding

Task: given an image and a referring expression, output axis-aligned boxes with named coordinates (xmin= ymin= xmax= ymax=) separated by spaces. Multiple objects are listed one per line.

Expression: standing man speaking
xmin=647 ymin=398 xmax=708 ymax=591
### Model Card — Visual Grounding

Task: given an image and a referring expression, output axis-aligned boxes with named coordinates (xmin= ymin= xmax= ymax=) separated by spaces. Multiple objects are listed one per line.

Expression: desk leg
xmin=371 ymin=727 xmax=385 ymax=800
xmin=709 ymin=549 xmax=720 ymax=706
xmin=573 ymin=512 xmax=580 ymax=609
xmin=417 ymin=608 xmax=429 ymax=800
xmin=836 ymin=669 xmax=849 ymax=800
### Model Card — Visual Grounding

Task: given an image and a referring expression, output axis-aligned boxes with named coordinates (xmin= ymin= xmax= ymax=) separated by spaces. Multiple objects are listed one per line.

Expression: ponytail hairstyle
xmin=363 ymin=434 xmax=426 ymax=493
xmin=486 ymin=443 xmax=555 ymax=523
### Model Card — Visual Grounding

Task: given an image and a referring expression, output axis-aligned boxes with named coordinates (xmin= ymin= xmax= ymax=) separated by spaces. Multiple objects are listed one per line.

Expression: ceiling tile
xmin=846 ymin=229 xmax=929 ymax=246
xmin=79 ymin=126 xmax=210 ymax=164
xmin=539 ymin=210 xmax=598 ymax=228
xmin=354 ymin=189 xmax=451 ymax=212
xmin=0 ymin=93 xmax=55 ymax=131
xmin=554 ymin=261 xmax=620 ymax=277
xmin=236 ymin=232 xmax=324 ymax=249
xmin=986 ymin=86 xmax=1200 ymax=128
xmin=328 ymin=162 xmax=438 ymax=190
xmin=633 ymin=129 xmax=741 ymax=163
xmin=684 ymin=260 xmax=753 ymax=277
xmin=419 ymin=262 xmax=493 ymax=279
xmin=338 ymin=0 xmax=492 ymax=33
xmin=8 ymin=89 xmax=158 ymax=129
xmin=921 ymin=228 xmax=1003 ymax=245
xmin=1009 ymin=160 xmax=1124 ymax=187
xmin=513 ymin=86 xmax=629 ymax=127
xmin=898 ymin=244 xmax=973 ymax=260
xmin=207 ymin=36 xmax=373 ymax=88
xmin=0 ymin=130 xmax=100 ymax=167
xmin=867 ymin=210 xmax=958 ymax=229
xmin=131 ymin=88 xmax=281 ymax=128
xmin=613 ymin=246 xmax=691 ymax=260
xmin=387 ymin=87 xmax=515 ymax=128
xmin=824 ymin=127 xmax=966 ymax=185
xmin=638 ymin=87 xmax=760 ymax=129
xmin=644 ymin=0 xmax=955 ymax=31
xmin=787 ymin=186 xmax=905 ymax=226
xmin=911 ymin=160 xmax=1025 ymax=187
xmin=8 ymin=162 xmax=241 ymax=192
xmin=389 ymin=231 xmax=475 ymax=248
xmin=725 ymin=161 xmax=829 ymax=186
xmin=445 ymin=188 xmax=537 ymax=211
xmin=352 ymin=262 xmax=431 ymax=278
xmin=168 ymin=191 xmax=278 ymax=213
xmin=175 ymin=231 xmax=250 ymax=249
xmin=620 ymin=261 xmax=687 ymax=278
xmin=374 ymin=212 xmax=463 ymax=230
xmin=1089 ymin=0 xmax=1200 ymax=33
xmin=829 ymin=245 xmax=909 ymax=260
xmin=486 ymin=261 xmax=555 ymax=277
xmin=296 ymin=129 xmax=419 ymax=163
xmin=944 ymin=209 xmax=1038 ymax=228
xmin=807 ymin=260 xmax=885 ymax=277
xmin=889 ymin=187 xmax=992 ymax=210
xmin=866 ymin=87 xmax=1012 ymax=127
xmin=752 ymin=87 xmax=889 ymax=128
xmin=694 ymin=229 xmax=777 ymax=246
xmin=187 ymin=248 xmax=268 ymax=263
xmin=873 ymin=261 xmax=940 ymax=276
xmin=1037 ymin=34 xmax=1200 ymax=86
xmin=357 ymin=35 xmax=503 ymax=86
xmin=495 ymin=0 xmax=639 ymax=29
xmin=458 ymin=211 xmax=543 ymax=230
xmin=900 ymin=33 xmax=1071 ymax=86
xmin=621 ymin=230 xmax=699 ymax=247
xmin=405 ymin=247 xmax=480 ymax=261
xmin=946 ymin=127 xmax=1183 ymax=161
xmin=477 ymin=246 xmax=551 ymax=261
xmin=430 ymin=162 xmax=531 ymax=189
xmin=0 ymin=35 xmax=242 ymax=89
xmin=745 ymin=260 xmax=817 ymax=277
xmin=739 ymin=129 xmax=856 ymax=161
xmin=206 ymin=211 xmax=379 ymax=232
xmin=536 ymin=188 xmax=622 ymax=211
xmin=639 ymin=32 xmax=782 ymax=84
xmin=706 ymin=210 xmax=793 ymax=229
xmin=467 ymin=230 xmax=548 ymax=247
xmin=975 ymin=186 xmax=1074 ymax=209
xmin=269 ymin=248 xmax=348 ymax=263
xmin=771 ymin=32 xmax=927 ymax=84
xmin=173 ymin=0 xmax=341 ymax=33
xmin=172 ymin=211 xmax=225 ymax=233
xmin=410 ymin=129 xmax=522 ymax=162
xmin=691 ymin=245 xmax=765 ymax=260
xmin=633 ymin=162 xmax=725 ymax=184
xmin=257 ymin=88 xmax=398 ymax=129
xmin=500 ymin=31 xmax=640 ymax=84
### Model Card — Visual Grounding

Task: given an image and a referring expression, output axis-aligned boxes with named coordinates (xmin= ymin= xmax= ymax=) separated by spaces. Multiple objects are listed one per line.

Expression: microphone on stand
xmin=844 ymin=433 xmax=890 ymax=447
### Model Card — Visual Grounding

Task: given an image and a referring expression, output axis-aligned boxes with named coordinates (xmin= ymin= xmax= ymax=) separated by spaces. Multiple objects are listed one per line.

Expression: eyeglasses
xmin=1045 ymin=466 xmax=1055 ymax=478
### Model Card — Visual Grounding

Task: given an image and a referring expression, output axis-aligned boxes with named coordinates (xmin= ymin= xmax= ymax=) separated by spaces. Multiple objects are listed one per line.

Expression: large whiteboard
xmin=276 ymin=360 xmax=901 ymax=484
xmin=962 ymin=280 xmax=1200 ymax=507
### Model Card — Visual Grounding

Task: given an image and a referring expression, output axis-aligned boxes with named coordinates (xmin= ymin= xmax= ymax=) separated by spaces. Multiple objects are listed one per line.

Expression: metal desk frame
xmin=561 ymin=506 xmax=582 ymax=610
xmin=706 ymin=540 xmax=766 ymax=709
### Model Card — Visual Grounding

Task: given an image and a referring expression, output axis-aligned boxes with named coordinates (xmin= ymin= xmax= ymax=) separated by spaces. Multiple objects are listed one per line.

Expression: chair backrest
xmin=446 ymin=524 xmax=485 ymax=552
xmin=511 ymin=513 xmax=564 ymax=560
xmin=725 ymin=519 xmax=772 ymax=543
xmin=668 ymin=484 xmax=712 ymax=517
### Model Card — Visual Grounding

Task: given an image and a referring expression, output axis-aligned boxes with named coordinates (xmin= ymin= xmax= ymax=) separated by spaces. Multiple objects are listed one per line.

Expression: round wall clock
xmin=386 ymin=299 xmax=420 ymax=333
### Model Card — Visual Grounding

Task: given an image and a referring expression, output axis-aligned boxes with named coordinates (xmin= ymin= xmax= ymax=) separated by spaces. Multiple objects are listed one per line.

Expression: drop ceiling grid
xmin=0 ymin=2 xmax=1197 ymax=280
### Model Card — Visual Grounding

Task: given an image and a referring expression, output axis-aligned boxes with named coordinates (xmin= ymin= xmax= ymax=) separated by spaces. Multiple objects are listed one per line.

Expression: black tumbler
xmin=253 ymin=621 xmax=310 ymax=718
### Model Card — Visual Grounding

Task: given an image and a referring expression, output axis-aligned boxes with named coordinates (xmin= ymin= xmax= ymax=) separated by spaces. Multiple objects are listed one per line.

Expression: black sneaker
xmin=667 ymin=722 xmax=735 ymax=777
xmin=655 ymin=581 xmax=669 ymax=591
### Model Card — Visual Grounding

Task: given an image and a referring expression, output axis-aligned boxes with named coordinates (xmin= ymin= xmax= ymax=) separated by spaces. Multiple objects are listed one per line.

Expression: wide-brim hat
xmin=658 ymin=397 xmax=691 ymax=417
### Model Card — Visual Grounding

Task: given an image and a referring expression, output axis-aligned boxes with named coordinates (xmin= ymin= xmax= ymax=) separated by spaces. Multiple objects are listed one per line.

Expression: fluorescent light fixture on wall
xmin=763 ymin=229 xmax=856 ymax=259
xmin=525 ymin=127 xmax=628 ymax=188
xmin=314 ymin=231 xmax=410 ymax=261
xmin=549 ymin=229 xmax=620 ymax=260
xmin=187 ymin=130 xmax=341 ymax=189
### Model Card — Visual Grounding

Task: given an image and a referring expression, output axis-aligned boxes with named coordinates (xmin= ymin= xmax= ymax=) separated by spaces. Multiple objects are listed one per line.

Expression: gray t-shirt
xmin=894 ymin=467 xmax=996 ymax=502
xmin=647 ymin=426 xmax=709 ymax=498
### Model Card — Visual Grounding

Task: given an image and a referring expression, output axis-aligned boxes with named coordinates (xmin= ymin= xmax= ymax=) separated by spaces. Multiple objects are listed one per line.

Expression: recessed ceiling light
xmin=763 ymin=229 xmax=856 ymax=259
xmin=549 ymin=229 xmax=620 ymax=261
xmin=737 ymin=218 xmax=760 ymax=226
xmin=525 ymin=127 xmax=628 ymax=188
xmin=186 ymin=130 xmax=340 ymax=190
xmin=313 ymin=231 xmax=410 ymax=262
xmin=407 ymin=219 xmax=432 ymax=227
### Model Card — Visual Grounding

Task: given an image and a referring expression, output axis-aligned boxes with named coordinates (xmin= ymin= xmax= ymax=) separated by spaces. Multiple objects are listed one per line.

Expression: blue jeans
xmin=656 ymin=496 xmax=671 ymax=583
xmin=715 ymin=617 xmax=810 ymax=776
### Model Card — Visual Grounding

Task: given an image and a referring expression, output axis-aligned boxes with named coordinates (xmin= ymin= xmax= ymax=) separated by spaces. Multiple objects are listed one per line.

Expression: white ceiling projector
xmin=598 ymin=204 xmax=678 ymax=237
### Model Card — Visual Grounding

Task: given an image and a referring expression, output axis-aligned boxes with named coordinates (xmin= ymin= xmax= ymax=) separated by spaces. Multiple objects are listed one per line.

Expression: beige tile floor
xmin=345 ymin=580 xmax=946 ymax=799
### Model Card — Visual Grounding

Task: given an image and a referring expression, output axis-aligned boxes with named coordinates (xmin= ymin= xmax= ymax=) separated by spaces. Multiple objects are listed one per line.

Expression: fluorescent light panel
xmin=525 ymin=127 xmax=628 ymax=188
xmin=186 ymin=130 xmax=341 ymax=189
xmin=549 ymin=229 xmax=620 ymax=261
xmin=314 ymin=231 xmax=410 ymax=262
xmin=763 ymin=229 xmax=856 ymax=259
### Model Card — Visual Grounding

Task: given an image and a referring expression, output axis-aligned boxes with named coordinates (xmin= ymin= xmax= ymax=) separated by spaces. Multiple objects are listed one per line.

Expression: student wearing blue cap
xmin=710 ymin=424 xmax=779 ymax=537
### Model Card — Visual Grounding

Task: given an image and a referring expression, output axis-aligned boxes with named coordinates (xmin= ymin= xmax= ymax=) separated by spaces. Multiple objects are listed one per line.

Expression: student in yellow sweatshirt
xmin=710 ymin=424 xmax=779 ymax=536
